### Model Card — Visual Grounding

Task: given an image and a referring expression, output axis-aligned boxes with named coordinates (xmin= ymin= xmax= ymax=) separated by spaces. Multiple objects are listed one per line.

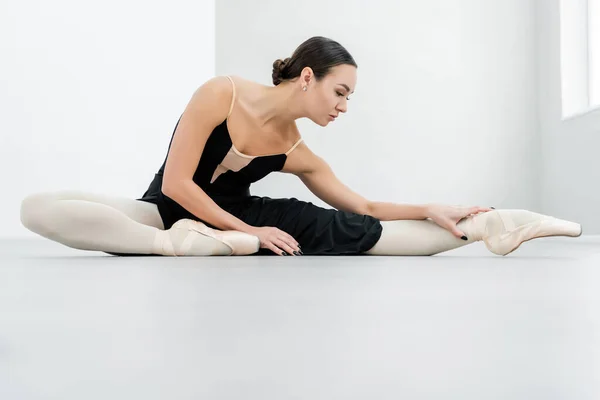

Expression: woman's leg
xmin=218 ymin=196 xmax=384 ymax=255
xmin=365 ymin=209 xmax=582 ymax=256
xmin=19 ymin=190 xmax=258 ymax=256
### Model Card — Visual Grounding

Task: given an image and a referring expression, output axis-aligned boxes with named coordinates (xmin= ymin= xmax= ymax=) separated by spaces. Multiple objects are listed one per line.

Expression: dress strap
xmin=285 ymin=138 xmax=304 ymax=155
xmin=225 ymin=75 xmax=236 ymax=118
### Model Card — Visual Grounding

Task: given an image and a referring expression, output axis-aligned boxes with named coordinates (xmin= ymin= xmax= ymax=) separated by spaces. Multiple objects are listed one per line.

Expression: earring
xmin=303 ymin=86 xmax=307 ymax=91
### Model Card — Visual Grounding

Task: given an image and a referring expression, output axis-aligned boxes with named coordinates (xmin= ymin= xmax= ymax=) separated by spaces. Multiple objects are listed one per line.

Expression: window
xmin=560 ymin=0 xmax=599 ymax=117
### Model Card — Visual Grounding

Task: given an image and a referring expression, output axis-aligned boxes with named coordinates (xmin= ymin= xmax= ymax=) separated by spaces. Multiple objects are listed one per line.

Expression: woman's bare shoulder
xmin=281 ymin=139 xmax=319 ymax=176
xmin=224 ymin=75 xmax=274 ymax=96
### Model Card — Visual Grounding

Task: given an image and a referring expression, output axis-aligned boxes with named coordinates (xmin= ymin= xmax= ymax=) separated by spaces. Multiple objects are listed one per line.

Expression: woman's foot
xmin=462 ymin=209 xmax=582 ymax=256
xmin=153 ymin=219 xmax=260 ymax=256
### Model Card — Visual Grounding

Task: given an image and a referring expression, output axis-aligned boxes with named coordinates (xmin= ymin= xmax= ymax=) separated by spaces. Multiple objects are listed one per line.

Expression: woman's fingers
xmin=275 ymin=229 xmax=300 ymax=254
xmin=275 ymin=234 xmax=303 ymax=255
xmin=266 ymin=238 xmax=301 ymax=256
xmin=274 ymin=239 xmax=298 ymax=256
xmin=282 ymin=232 xmax=299 ymax=249
xmin=466 ymin=206 xmax=493 ymax=217
xmin=259 ymin=228 xmax=301 ymax=256
xmin=444 ymin=219 xmax=467 ymax=239
xmin=281 ymin=236 xmax=301 ymax=254
xmin=266 ymin=242 xmax=286 ymax=256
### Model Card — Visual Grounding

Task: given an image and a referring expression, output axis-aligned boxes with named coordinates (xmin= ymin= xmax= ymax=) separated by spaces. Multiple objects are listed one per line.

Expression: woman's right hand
xmin=247 ymin=226 xmax=302 ymax=256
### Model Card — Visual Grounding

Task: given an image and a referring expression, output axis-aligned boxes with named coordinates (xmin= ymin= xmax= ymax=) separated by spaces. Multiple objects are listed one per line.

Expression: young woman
xmin=20 ymin=36 xmax=582 ymax=257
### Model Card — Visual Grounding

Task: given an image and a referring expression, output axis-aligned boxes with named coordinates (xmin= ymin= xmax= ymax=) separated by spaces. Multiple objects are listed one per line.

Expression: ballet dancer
xmin=20 ymin=36 xmax=582 ymax=257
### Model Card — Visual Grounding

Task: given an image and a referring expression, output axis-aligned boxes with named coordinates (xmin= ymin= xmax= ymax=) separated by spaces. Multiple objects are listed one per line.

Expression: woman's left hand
xmin=425 ymin=204 xmax=494 ymax=240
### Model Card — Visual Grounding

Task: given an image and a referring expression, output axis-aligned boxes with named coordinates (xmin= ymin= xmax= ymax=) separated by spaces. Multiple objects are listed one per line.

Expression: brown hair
xmin=272 ymin=36 xmax=357 ymax=86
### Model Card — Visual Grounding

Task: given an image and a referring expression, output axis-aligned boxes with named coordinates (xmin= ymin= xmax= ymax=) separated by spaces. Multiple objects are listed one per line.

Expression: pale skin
xmin=162 ymin=65 xmax=492 ymax=256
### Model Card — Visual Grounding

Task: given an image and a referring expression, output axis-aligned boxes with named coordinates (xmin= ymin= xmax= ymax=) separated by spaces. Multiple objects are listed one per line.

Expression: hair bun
xmin=272 ymin=57 xmax=291 ymax=86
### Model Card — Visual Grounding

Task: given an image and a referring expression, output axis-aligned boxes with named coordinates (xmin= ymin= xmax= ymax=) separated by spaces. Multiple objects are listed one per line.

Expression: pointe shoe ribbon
xmin=153 ymin=230 xmax=177 ymax=256
xmin=172 ymin=219 xmax=260 ymax=256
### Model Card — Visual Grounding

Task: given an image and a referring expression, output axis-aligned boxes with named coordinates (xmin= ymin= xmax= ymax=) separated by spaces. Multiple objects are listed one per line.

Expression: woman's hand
xmin=246 ymin=226 xmax=302 ymax=256
xmin=425 ymin=204 xmax=494 ymax=240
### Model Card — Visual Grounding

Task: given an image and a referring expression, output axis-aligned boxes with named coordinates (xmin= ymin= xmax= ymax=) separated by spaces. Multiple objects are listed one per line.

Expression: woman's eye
xmin=336 ymin=92 xmax=351 ymax=100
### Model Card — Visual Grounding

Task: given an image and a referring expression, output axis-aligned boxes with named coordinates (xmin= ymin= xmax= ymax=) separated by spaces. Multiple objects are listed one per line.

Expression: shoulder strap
xmin=225 ymin=75 xmax=236 ymax=118
xmin=285 ymin=138 xmax=304 ymax=156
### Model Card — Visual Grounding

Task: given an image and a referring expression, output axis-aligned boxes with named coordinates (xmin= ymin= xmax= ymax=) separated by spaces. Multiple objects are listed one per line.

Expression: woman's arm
xmin=161 ymin=76 xmax=255 ymax=233
xmin=282 ymin=144 xmax=429 ymax=221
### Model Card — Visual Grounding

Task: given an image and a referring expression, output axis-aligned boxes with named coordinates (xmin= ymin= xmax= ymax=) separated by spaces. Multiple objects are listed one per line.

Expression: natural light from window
xmin=560 ymin=0 xmax=600 ymax=117
xmin=560 ymin=0 xmax=587 ymax=117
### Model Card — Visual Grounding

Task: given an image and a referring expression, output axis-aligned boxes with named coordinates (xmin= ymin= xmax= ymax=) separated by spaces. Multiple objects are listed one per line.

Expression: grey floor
xmin=1 ymin=237 xmax=600 ymax=400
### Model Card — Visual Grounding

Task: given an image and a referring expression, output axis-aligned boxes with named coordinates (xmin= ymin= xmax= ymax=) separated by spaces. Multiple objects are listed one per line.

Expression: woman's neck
xmin=250 ymin=81 xmax=305 ymax=131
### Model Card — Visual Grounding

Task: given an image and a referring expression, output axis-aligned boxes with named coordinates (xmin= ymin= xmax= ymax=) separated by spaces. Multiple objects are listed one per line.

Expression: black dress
xmin=138 ymin=78 xmax=382 ymax=256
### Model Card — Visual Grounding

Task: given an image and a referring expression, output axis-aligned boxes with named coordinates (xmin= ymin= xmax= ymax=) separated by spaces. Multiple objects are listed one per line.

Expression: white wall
xmin=2 ymin=1 xmax=552 ymax=239
xmin=216 ymin=0 xmax=541 ymax=216
xmin=537 ymin=0 xmax=600 ymax=233
xmin=0 ymin=0 xmax=215 ymax=238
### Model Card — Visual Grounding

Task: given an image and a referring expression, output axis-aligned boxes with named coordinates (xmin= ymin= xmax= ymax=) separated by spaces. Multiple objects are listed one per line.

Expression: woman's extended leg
xmin=365 ymin=209 xmax=582 ymax=256
xmin=19 ymin=190 xmax=259 ymax=256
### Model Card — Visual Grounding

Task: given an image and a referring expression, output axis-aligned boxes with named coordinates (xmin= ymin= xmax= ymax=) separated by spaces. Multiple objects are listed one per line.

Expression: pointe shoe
xmin=154 ymin=219 xmax=260 ymax=256
xmin=476 ymin=209 xmax=582 ymax=256
xmin=184 ymin=220 xmax=261 ymax=256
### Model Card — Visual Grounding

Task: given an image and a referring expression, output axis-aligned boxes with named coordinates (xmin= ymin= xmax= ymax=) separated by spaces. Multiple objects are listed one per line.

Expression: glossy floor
xmin=1 ymin=237 xmax=599 ymax=400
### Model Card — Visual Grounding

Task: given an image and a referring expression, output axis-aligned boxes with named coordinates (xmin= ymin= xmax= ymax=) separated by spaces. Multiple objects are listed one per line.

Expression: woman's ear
xmin=300 ymin=67 xmax=314 ymax=87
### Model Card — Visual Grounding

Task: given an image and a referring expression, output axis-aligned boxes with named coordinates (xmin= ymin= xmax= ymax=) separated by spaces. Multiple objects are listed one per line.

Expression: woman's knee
xmin=20 ymin=192 xmax=55 ymax=234
xmin=19 ymin=190 xmax=164 ymax=233
xmin=20 ymin=190 xmax=106 ymax=234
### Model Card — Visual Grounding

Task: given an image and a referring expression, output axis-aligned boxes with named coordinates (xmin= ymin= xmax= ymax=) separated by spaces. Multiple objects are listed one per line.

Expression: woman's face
xmin=302 ymin=64 xmax=357 ymax=126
